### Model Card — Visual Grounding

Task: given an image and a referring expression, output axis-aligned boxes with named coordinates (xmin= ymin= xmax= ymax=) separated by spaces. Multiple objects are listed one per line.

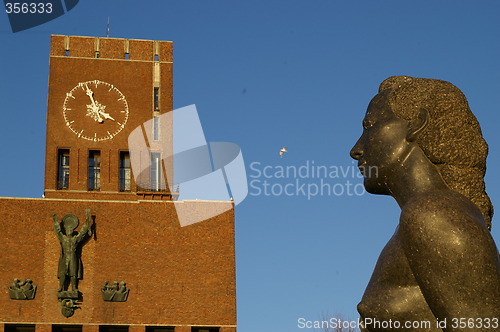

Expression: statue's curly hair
xmin=379 ymin=76 xmax=493 ymax=230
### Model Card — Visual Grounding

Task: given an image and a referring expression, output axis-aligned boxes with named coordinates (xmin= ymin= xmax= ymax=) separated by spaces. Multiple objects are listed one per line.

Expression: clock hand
xmin=99 ymin=110 xmax=115 ymax=121
xmin=92 ymin=105 xmax=104 ymax=123
xmin=96 ymin=110 xmax=104 ymax=123
xmin=85 ymin=85 xmax=97 ymax=107
xmin=85 ymin=85 xmax=106 ymax=123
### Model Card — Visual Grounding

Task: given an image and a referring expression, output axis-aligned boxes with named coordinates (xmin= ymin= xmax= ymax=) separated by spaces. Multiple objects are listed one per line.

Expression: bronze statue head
xmin=351 ymin=76 xmax=492 ymax=229
xmin=62 ymin=214 xmax=79 ymax=234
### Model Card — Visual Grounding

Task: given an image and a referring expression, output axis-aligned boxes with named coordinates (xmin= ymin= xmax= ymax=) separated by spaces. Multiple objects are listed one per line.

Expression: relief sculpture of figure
xmin=102 ymin=280 xmax=129 ymax=302
xmin=350 ymin=76 xmax=500 ymax=331
xmin=53 ymin=209 xmax=92 ymax=293
xmin=8 ymin=278 xmax=36 ymax=300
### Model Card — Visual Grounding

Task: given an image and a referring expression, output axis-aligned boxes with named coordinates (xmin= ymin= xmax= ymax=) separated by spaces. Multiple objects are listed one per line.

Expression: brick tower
xmin=0 ymin=35 xmax=236 ymax=332
xmin=45 ymin=35 xmax=174 ymax=200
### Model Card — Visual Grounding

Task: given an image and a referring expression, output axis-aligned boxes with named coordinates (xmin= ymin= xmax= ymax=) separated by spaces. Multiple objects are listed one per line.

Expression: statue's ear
xmin=407 ymin=108 xmax=429 ymax=142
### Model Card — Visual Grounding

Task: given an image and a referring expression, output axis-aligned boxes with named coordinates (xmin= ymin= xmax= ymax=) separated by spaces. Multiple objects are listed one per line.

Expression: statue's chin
xmin=363 ymin=178 xmax=390 ymax=195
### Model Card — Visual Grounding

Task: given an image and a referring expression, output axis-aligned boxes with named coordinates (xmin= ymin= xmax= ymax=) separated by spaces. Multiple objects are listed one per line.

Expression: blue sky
xmin=1 ymin=1 xmax=500 ymax=331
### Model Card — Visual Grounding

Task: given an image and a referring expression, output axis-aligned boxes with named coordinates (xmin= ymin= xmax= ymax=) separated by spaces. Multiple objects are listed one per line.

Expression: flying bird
xmin=280 ymin=147 xmax=288 ymax=158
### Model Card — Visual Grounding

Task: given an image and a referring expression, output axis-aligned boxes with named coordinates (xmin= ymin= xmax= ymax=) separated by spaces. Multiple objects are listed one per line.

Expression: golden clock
xmin=63 ymin=80 xmax=129 ymax=141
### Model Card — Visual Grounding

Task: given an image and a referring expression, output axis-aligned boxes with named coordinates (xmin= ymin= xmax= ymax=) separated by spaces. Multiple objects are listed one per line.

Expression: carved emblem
xmin=8 ymin=278 xmax=36 ymax=300
xmin=60 ymin=297 xmax=79 ymax=318
xmin=102 ymin=281 xmax=129 ymax=302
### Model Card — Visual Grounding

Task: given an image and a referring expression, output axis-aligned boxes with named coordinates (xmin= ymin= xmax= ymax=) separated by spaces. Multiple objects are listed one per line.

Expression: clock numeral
xmin=109 ymin=85 xmax=114 ymax=91
xmin=78 ymin=130 xmax=84 ymax=138
xmin=66 ymin=93 xmax=75 ymax=99
xmin=118 ymin=97 xmax=125 ymax=101
xmin=120 ymin=110 xmax=126 ymax=113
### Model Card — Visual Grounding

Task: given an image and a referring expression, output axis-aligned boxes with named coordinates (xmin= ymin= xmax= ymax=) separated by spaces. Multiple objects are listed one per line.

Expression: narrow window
xmin=146 ymin=326 xmax=175 ymax=332
xmin=52 ymin=326 xmax=82 ymax=332
xmin=65 ymin=50 xmax=70 ymax=56
xmin=154 ymin=87 xmax=160 ymax=110
xmin=57 ymin=149 xmax=70 ymax=189
xmin=150 ymin=152 xmax=161 ymax=191
xmin=153 ymin=116 xmax=159 ymax=141
xmin=5 ymin=325 xmax=35 ymax=332
xmin=125 ymin=53 xmax=129 ymax=59
xmin=88 ymin=150 xmax=101 ymax=191
xmin=99 ymin=327 xmax=129 ymax=332
xmin=146 ymin=327 xmax=175 ymax=332
xmin=95 ymin=51 xmax=100 ymax=58
xmin=154 ymin=54 xmax=159 ymax=61
xmin=119 ymin=151 xmax=131 ymax=191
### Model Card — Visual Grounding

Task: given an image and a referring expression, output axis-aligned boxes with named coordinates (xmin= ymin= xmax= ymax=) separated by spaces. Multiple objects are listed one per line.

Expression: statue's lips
xmin=358 ymin=161 xmax=367 ymax=176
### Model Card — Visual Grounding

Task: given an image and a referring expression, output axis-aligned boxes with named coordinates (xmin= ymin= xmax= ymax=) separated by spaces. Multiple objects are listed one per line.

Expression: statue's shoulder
xmin=399 ymin=189 xmax=488 ymax=247
xmin=402 ymin=189 xmax=480 ymax=220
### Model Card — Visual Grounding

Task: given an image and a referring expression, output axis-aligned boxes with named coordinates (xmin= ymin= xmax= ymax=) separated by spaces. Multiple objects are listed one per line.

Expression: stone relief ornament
xmin=8 ymin=278 xmax=36 ymax=300
xmin=60 ymin=298 xmax=79 ymax=318
xmin=102 ymin=281 xmax=129 ymax=302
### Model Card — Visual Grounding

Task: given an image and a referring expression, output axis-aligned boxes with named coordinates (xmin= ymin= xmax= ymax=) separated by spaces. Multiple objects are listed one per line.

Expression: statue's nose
xmin=350 ymin=139 xmax=363 ymax=160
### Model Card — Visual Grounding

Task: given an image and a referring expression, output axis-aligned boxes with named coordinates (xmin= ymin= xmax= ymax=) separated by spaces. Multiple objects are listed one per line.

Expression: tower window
xmin=153 ymin=116 xmax=160 ymax=141
xmin=154 ymin=87 xmax=160 ymax=110
xmin=5 ymin=325 xmax=35 ymax=332
xmin=99 ymin=327 xmax=129 ymax=332
xmin=150 ymin=152 xmax=161 ymax=191
xmin=154 ymin=54 xmax=159 ymax=61
xmin=88 ymin=150 xmax=101 ymax=191
xmin=52 ymin=326 xmax=82 ymax=332
xmin=125 ymin=53 xmax=130 ymax=59
xmin=95 ymin=51 xmax=100 ymax=58
xmin=65 ymin=50 xmax=70 ymax=56
xmin=119 ymin=151 xmax=131 ymax=191
xmin=57 ymin=149 xmax=70 ymax=189
xmin=146 ymin=327 xmax=174 ymax=332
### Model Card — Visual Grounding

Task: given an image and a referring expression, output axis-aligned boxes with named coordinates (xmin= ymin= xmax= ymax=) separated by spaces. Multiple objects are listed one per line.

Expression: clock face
xmin=63 ymin=80 xmax=129 ymax=141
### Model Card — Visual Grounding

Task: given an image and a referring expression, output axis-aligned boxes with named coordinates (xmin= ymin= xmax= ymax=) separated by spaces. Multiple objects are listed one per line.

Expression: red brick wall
xmin=0 ymin=198 xmax=236 ymax=327
xmin=127 ymin=326 xmax=145 ymax=332
xmin=35 ymin=324 xmax=51 ymax=332
xmin=2 ymin=35 xmax=235 ymax=331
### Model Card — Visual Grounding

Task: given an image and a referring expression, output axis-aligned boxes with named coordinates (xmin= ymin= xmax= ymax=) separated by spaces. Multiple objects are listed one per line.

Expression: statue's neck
xmin=386 ymin=146 xmax=450 ymax=208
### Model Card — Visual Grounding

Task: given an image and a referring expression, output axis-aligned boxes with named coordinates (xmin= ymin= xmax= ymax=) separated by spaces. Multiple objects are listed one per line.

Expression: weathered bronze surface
xmin=60 ymin=298 xmax=79 ymax=318
xmin=53 ymin=209 xmax=92 ymax=293
xmin=53 ymin=209 xmax=92 ymax=318
xmin=102 ymin=281 xmax=129 ymax=302
xmin=351 ymin=76 xmax=500 ymax=331
xmin=7 ymin=278 xmax=36 ymax=300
